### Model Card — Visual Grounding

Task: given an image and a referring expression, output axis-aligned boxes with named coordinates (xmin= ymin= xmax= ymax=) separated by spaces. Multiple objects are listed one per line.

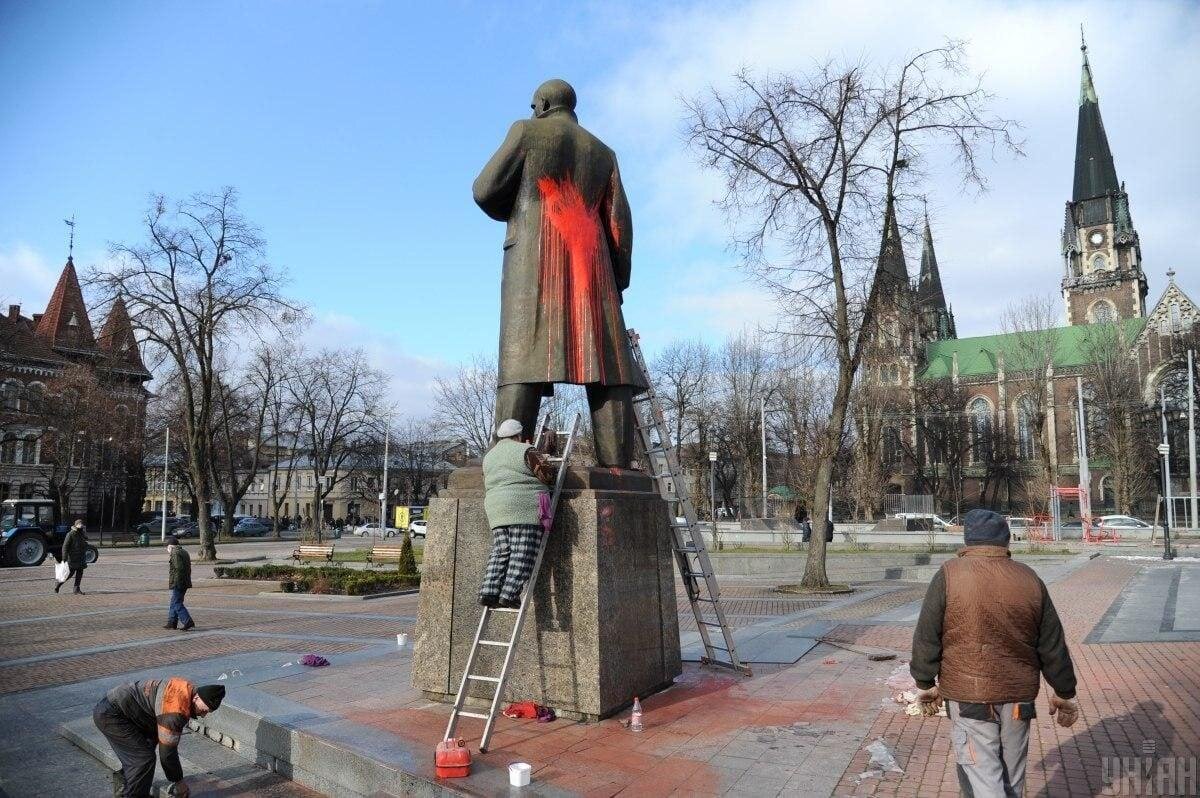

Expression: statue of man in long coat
xmin=473 ymin=78 xmax=647 ymax=468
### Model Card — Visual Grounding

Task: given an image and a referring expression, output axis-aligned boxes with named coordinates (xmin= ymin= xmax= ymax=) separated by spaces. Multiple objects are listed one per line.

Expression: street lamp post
xmin=160 ymin=427 xmax=169 ymax=542
xmin=1158 ymin=441 xmax=1175 ymax=561
xmin=708 ymin=451 xmax=718 ymax=551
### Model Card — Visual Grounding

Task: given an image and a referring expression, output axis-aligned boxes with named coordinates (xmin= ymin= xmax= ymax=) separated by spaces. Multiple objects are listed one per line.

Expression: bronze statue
xmin=474 ymin=78 xmax=647 ymax=468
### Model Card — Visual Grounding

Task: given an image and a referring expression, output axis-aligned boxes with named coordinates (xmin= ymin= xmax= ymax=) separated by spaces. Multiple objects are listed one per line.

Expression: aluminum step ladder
xmin=444 ymin=412 xmax=581 ymax=753
xmin=627 ymin=329 xmax=752 ymax=676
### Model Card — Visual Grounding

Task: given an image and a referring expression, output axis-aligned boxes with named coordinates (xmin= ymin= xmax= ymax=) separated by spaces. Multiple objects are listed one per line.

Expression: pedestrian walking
xmin=163 ymin=536 xmax=194 ymax=631
xmin=478 ymin=418 xmax=555 ymax=609
xmin=55 ymin=519 xmax=88 ymax=594
xmin=910 ymin=509 xmax=1079 ymax=798
xmin=93 ymin=676 xmax=224 ymax=797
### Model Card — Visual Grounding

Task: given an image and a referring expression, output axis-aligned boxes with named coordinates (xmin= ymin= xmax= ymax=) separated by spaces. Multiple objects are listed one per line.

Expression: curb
xmin=255 ymin=588 xmax=420 ymax=601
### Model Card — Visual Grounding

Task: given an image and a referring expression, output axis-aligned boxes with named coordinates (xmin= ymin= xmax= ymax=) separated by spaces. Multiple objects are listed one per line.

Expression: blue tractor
xmin=1 ymin=498 xmax=99 ymax=567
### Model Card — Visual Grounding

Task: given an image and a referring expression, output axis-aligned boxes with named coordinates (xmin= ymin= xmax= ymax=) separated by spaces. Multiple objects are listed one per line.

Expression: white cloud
xmin=589 ymin=0 xmax=1200 ymax=339
xmin=301 ymin=312 xmax=448 ymax=417
xmin=0 ymin=243 xmax=60 ymax=310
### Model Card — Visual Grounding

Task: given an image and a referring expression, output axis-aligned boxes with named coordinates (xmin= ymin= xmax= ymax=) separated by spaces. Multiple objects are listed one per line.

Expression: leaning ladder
xmin=627 ymin=329 xmax=751 ymax=676
xmin=444 ymin=412 xmax=582 ymax=753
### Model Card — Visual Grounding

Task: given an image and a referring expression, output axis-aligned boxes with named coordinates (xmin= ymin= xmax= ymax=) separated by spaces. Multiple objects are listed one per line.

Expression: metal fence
xmin=882 ymin=493 xmax=935 ymax=517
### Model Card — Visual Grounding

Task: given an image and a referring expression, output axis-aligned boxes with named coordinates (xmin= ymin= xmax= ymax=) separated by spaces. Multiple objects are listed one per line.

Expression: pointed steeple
xmin=97 ymin=295 xmax=147 ymax=372
xmin=916 ymin=213 xmax=946 ymax=311
xmin=874 ymin=200 xmax=909 ymax=289
xmin=1073 ymin=34 xmax=1120 ymax=202
xmin=35 ymin=257 xmax=96 ymax=350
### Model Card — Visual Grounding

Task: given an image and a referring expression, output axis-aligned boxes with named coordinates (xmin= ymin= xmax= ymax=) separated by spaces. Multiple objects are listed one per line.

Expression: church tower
xmin=1061 ymin=37 xmax=1147 ymax=325
xmin=916 ymin=212 xmax=956 ymax=342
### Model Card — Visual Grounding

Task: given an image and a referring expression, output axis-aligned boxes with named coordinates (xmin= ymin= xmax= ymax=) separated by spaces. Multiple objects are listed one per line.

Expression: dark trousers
xmin=479 ymin=525 xmax=543 ymax=604
xmin=167 ymin=588 xmax=192 ymax=627
xmin=495 ymin=383 xmax=634 ymax=468
xmin=93 ymin=698 xmax=157 ymax=797
xmin=59 ymin=567 xmax=83 ymax=589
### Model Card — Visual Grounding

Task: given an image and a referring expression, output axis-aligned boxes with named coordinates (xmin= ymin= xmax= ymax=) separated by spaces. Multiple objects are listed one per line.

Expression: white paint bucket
xmin=509 ymin=762 xmax=531 ymax=787
xmin=396 ymin=633 xmax=408 ymax=646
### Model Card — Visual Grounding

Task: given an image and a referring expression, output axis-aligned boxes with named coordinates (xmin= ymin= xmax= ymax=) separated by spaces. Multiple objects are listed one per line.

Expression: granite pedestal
xmin=411 ymin=466 xmax=682 ymax=721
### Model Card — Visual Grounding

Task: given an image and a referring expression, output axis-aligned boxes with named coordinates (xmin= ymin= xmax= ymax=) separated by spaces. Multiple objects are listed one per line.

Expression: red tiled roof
xmin=34 ymin=257 xmax=96 ymax=350
xmin=97 ymin=296 xmax=148 ymax=375
xmin=0 ymin=311 xmax=69 ymax=366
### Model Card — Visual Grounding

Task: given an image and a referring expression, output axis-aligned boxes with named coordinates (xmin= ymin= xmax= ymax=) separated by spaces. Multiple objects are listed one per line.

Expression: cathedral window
xmin=1090 ymin=254 xmax=1107 ymax=272
xmin=0 ymin=435 xmax=16 ymax=464
xmin=1015 ymin=396 xmax=1037 ymax=461
xmin=883 ymin=426 xmax=902 ymax=466
xmin=1 ymin=380 xmax=21 ymax=412
xmin=1170 ymin=302 xmax=1181 ymax=332
xmin=968 ymin=398 xmax=993 ymax=464
xmin=1089 ymin=300 xmax=1116 ymax=324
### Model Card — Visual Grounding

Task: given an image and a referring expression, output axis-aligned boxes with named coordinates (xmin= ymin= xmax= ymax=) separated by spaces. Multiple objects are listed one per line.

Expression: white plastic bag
xmin=54 ymin=560 xmax=70 ymax=582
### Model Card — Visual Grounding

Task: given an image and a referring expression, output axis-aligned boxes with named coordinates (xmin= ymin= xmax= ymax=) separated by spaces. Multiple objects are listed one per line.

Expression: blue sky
xmin=3 ymin=0 xmax=1199 ymax=412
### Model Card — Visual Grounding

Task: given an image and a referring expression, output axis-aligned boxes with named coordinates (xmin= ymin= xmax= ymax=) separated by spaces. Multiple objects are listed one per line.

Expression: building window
xmin=20 ymin=435 xmax=37 ymax=465
xmin=0 ymin=435 xmax=16 ymax=464
xmin=882 ymin=426 xmax=902 ymax=466
xmin=969 ymin=398 xmax=993 ymax=464
xmin=1090 ymin=300 xmax=1116 ymax=324
xmin=1015 ymin=396 xmax=1037 ymax=461
xmin=18 ymin=483 xmax=35 ymax=500
xmin=0 ymin=482 xmax=9 ymax=502
xmin=1 ymin=381 xmax=20 ymax=412
xmin=1090 ymin=254 xmax=1107 ymax=272
xmin=1170 ymin=302 xmax=1181 ymax=332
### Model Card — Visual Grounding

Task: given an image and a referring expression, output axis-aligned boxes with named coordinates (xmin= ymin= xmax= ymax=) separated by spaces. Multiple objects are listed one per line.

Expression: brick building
xmin=862 ymin=42 xmax=1197 ymax=518
xmin=0 ymin=255 xmax=151 ymax=518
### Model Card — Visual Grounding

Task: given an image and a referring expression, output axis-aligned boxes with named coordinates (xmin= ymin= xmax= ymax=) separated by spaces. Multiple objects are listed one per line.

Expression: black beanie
xmin=164 ymin=535 xmax=179 ymax=546
xmin=962 ymin=509 xmax=1010 ymax=547
xmin=195 ymin=684 xmax=225 ymax=711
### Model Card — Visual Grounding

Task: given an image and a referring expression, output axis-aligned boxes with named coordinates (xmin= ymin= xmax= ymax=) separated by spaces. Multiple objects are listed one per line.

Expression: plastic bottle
xmin=630 ymin=696 xmax=643 ymax=732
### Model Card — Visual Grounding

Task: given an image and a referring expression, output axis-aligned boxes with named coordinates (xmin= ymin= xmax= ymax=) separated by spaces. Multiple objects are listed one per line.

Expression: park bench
xmin=292 ymin=544 xmax=335 ymax=563
xmin=367 ymin=545 xmax=405 ymax=565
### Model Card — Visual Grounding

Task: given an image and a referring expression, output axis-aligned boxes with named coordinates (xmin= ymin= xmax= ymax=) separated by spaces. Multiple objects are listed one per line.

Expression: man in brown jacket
xmin=911 ymin=509 xmax=1079 ymax=797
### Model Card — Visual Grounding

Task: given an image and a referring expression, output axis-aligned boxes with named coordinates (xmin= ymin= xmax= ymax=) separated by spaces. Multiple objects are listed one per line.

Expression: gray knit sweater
xmin=482 ymin=439 xmax=547 ymax=529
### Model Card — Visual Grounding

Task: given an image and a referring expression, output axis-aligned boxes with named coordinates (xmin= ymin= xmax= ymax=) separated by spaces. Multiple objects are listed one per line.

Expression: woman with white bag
xmin=55 ymin=519 xmax=88 ymax=594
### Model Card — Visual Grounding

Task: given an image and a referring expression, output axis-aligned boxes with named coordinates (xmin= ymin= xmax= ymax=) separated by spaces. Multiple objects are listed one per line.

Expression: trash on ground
xmin=300 ymin=654 xmax=330 ymax=667
xmin=630 ymin=696 xmax=643 ymax=732
xmin=502 ymin=702 xmax=556 ymax=722
xmin=856 ymin=737 xmax=904 ymax=783
xmin=509 ymin=762 xmax=532 ymax=787
xmin=822 ymin=657 xmax=838 ymax=665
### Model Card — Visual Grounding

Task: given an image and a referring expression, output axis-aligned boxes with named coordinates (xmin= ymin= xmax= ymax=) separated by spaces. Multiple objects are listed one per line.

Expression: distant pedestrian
xmin=55 ymin=519 xmax=88 ymax=594
xmin=94 ymin=676 xmax=224 ymax=797
xmin=163 ymin=536 xmax=194 ymax=631
xmin=478 ymin=419 xmax=555 ymax=609
xmin=911 ymin=509 xmax=1079 ymax=798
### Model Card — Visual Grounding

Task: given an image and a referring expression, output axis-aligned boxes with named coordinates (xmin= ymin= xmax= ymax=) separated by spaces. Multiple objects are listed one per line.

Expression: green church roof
xmin=919 ymin=317 xmax=1147 ymax=380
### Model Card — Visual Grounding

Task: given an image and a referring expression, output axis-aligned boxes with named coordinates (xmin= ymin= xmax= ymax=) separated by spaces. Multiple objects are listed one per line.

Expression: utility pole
xmin=709 ymin=450 xmax=718 ymax=550
xmin=760 ymin=396 xmax=768 ymax=518
xmin=1189 ymin=349 xmax=1197 ymax=530
xmin=1160 ymin=387 xmax=1174 ymax=531
xmin=380 ymin=420 xmax=390 ymax=537
xmin=160 ymin=427 xmax=169 ymax=541
xmin=1075 ymin=377 xmax=1091 ymax=522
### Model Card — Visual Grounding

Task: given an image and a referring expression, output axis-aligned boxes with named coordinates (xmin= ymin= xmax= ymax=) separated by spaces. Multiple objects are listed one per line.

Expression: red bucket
xmin=435 ymin=737 xmax=472 ymax=778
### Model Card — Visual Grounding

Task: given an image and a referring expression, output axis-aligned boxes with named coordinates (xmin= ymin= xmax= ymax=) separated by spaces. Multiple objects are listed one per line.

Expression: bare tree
xmin=262 ymin=347 xmax=302 ymax=538
xmin=1082 ymin=324 xmax=1156 ymax=514
xmin=89 ymin=189 xmax=301 ymax=559
xmin=685 ymin=43 xmax=1019 ymax=586
xmin=900 ymin=378 xmax=973 ymax=517
xmin=209 ymin=347 xmax=284 ymax=539
xmin=652 ymin=339 xmax=715 ymax=464
xmin=290 ymin=348 xmax=386 ymax=540
xmin=1001 ymin=294 xmax=1063 ymax=512
xmin=432 ymin=355 xmax=496 ymax=458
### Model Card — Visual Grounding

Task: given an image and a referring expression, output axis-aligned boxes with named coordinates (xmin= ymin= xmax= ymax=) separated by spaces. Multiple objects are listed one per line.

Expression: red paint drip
xmin=537 ymin=175 xmax=619 ymax=384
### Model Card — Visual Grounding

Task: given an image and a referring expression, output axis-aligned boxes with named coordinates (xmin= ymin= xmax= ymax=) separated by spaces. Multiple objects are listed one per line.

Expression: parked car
xmin=354 ymin=523 xmax=402 ymax=538
xmin=1 ymin=498 xmax=98 ymax=567
xmin=172 ymin=521 xmax=199 ymax=537
xmin=232 ymin=518 xmax=271 ymax=537
xmin=1096 ymin=514 xmax=1153 ymax=534
xmin=409 ymin=519 xmax=427 ymax=539
xmin=893 ymin=512 xmax=956 ymax=530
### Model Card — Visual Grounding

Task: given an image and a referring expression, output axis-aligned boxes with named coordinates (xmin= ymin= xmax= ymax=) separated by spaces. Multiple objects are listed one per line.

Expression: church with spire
xmin=862 ymin=39 xmax=1197 ymax=518
xmin=0 ymin=245 xmax=151 ymax=517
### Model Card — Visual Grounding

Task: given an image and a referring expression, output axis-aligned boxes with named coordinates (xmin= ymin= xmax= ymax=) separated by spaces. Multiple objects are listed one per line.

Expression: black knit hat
xmin=164 ymin=535 xmax=179 ymax=546
xmin=195 ymin=684 xmax=225 ymax=711
xmin=962 ymin=509 xmax=1010 ymax=547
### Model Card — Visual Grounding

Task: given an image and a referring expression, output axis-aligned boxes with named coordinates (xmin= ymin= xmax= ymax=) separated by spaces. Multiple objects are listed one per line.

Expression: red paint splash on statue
xmin=537 ymin=175 xmax=619 ymax=384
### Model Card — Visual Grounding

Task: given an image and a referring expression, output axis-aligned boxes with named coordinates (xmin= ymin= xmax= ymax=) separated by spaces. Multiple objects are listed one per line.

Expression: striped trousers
xmin=479 ymin=524 xmax=543 ymax=604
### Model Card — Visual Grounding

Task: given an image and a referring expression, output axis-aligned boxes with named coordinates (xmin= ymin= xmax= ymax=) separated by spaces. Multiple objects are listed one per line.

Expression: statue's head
xmin=531 ymin=79 xmax=577 ymax=119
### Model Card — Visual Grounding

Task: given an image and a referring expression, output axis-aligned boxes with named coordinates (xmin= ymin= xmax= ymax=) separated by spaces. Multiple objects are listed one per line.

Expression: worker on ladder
xmin=478 ymin=419 xmax=557 ymax=609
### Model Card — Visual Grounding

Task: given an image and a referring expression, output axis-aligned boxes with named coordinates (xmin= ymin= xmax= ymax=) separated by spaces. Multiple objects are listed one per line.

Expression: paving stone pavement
xmin=2 ymin=540 xmax=1189 ymax=797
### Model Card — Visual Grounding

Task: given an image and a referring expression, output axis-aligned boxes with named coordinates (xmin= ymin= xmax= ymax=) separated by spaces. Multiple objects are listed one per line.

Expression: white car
xmin=1006 ymin=516 xmax=1034 ymax=540
xmin=409 ymin=519 xmax=428 ymax=539
xmin=893 ymin=512 xmax=955 ymax=530
xmin=1096 ymin=515 xmax=1153 ymax=533
xmin=354 ymin=523 xmax=403 ymax=538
